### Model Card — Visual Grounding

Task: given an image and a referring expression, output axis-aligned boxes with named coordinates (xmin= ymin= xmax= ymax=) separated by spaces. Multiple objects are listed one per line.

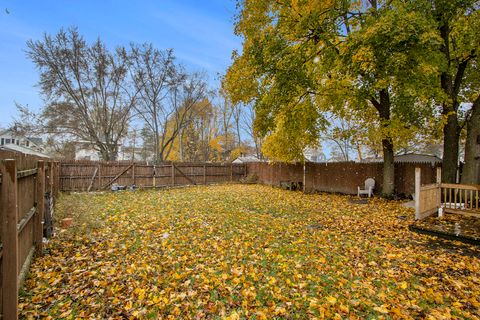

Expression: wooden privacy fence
xmin=247 ymin=161 xmax=440 ymax=196
xmin=0 ymin=150 xmax=59 ymax=319
xmin=415 ymin=167 xmax=480 ymax=219
xmin=59 ymin=160 xmax=247 ymax=192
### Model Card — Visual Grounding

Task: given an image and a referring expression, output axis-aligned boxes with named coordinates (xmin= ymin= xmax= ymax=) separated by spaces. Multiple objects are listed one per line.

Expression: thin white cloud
xmin=151 ymin=2 xmax=240 ymax=58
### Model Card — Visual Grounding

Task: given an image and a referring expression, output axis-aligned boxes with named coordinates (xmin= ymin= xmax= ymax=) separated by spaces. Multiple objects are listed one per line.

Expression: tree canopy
xmin=224 ymin=0 xmax=480 ymax=191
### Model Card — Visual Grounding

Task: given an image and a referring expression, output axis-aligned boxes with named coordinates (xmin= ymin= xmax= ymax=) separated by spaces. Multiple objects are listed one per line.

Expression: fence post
xmin=436 ymin=166 xmax=442 ymax=208
xmin=153 ymin=165 xmax=156 ymax=188
xmin=171 ymin=163 xmax=175 ymax=186
xmin=55 ymin=161 xmax=60 ymax=196
xmin=98 ymin=163 xmax=102 ymax=189
xmin=35 ymin=160 xmax=45 ymax=255
xmin=415 ymin=167 xmax=421 ymax=219
xmin=203 ymin=165 xmax=207 ymax=185
xmin=48 ymin=161 xmax=54 ymax=195
xmin=132 ymin=162 xmax=136 ymax=186
xmin=1 ymin=159 xmax=19 ymax=319
xmin=230 ymin=164 xmax=233 ymax=182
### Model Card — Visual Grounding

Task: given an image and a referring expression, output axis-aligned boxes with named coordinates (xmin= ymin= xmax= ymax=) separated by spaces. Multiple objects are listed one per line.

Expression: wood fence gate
xmin=0 ymin=151 xmax=59 ymax=318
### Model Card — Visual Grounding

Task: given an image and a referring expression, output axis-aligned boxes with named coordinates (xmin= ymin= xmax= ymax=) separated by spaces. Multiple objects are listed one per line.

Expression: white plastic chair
xmin=358 ymin=178 xmax=375 ymax=197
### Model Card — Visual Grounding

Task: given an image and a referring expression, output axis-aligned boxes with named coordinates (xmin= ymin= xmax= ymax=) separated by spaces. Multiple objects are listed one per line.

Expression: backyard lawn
xmin=20 ymin=185 xmax=480 ymax=319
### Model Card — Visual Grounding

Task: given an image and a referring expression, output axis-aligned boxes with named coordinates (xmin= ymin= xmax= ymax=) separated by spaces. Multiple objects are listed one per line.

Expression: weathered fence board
xmin=0 ymin=150 xmax=58 ymax=318
xmin=247 ymin=161 xmax=440 ymax=196
xmin=59 ymin=160 xmax=246 ymax=192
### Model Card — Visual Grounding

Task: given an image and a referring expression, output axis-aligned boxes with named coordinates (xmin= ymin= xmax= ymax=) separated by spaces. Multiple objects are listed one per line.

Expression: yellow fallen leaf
xmin=374 ymin=305 xmax=389 ymax=314
xmin=326 ymin=296 xmax=337 ymax=304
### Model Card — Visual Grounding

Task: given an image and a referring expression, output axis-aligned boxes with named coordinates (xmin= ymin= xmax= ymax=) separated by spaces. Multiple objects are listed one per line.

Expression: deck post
xmin=1 ymin=159 xmax=19 ymax=319
xmin=415 ymin=167 xmax=421 ymax=219
xmin=436 ymin=166 xmax=442 ymax=209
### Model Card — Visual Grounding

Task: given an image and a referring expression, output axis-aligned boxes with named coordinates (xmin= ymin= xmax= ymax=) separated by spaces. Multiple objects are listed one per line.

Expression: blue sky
xmin=0 ymin=0 xmax=241 ymax=127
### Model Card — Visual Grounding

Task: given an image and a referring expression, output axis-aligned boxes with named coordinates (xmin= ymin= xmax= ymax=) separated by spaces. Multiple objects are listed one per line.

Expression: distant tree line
xmin=18 ymin=28 xmax=259 ymax=163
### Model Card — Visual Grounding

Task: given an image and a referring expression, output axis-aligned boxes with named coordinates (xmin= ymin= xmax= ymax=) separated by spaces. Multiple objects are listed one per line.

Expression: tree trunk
xmin=442 ymin=111 xmax=460 ymax=183
xmin=382 ymin=138 xmax=395 ymax=196
xmin=462 ymin=99 xmax=480 ymax=184
xmin=179 ymin=128 xmax=184 ymax=162
xmin=437 ymin=19 xmax=463 ymax=183
xmin=378 ymin=89 xmax=395 ymax=196
xmin=100 ymin=149 xmax=110 ymax=161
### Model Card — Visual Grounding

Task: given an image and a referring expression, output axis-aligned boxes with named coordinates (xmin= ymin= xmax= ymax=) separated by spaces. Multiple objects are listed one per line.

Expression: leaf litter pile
xmin=20 ymin=185 xmax=480 ymax=319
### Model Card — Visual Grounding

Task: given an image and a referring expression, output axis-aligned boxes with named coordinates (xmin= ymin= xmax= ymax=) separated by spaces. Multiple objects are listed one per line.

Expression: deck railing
xmin=415 ymin=167 xmax=480 ymax=219
xmin=440 ymin=183 xmax=480 ymax=217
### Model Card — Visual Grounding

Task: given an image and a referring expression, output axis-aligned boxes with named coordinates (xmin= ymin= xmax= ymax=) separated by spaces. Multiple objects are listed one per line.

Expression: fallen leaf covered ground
xmin=413 ymin=214 xmax=480 ymax=242
xmin=20 ymin=185 xmax=480 ymax=319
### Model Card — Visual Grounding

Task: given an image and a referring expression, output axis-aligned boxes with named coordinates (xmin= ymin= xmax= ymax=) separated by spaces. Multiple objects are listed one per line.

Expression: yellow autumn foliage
xmin=19 ymin=185 xmax=480 ymax=319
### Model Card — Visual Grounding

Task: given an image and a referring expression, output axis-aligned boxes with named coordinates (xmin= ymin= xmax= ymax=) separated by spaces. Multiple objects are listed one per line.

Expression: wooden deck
xmin=415 ymin=167 xmax=480 ymax=219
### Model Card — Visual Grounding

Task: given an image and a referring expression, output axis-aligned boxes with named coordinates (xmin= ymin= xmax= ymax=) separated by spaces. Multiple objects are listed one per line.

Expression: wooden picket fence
xmin=59 ymin=160 xmax=247 ymax=192
xmin=0 ymin=150 xmax=59 ymax=318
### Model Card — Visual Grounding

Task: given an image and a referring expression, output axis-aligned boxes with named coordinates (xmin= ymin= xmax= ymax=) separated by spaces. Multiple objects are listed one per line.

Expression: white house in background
xmin=73 ymin=141 xmax=147 ymax=161
xmin=304 ymin=146 xmax=326 ymax=162
xmin=72 ymin=141 xmax=102 ymax=160
xmin=0 ymin=129 xmax=44 ymax=151
xmin=119 ymin=146 xmax=150 ymax=161
xmin=232 ymin=155 xmax=263 ymax=164
xmin=0 ymin=143 xmax=50 ymax=158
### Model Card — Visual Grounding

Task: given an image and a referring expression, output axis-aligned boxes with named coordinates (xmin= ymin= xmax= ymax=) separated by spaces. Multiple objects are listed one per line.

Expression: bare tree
xmin=232 ymin=102 xmax=242 ymax=148
xmin=128 ymin=44 xmax=175 ymax=163
xmin=217 ymin=89 xmax=235 ymax=159
xmin=26 ymin=28 xmax=137 ymax=160
xmin=240 ymin=103 xmax=263 ymax=159
xmin=176 ymin=99 xmax=218 ymax=162
xmin=162 ymin=71 xmax=209 ymax=161
xmin=129 ymin=45 xmax=209 ymax=163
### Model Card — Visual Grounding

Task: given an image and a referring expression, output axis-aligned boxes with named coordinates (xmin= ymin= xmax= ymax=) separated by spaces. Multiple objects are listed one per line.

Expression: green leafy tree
xmin=425 ymin=0 xmax=480 ymax=183
xmin=224 ymin=0 xmax=439 ymax=195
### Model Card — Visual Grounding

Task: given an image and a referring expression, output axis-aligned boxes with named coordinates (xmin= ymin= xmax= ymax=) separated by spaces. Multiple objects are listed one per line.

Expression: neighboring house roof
xmin=27 ymin=137 xmax=43 ymax=146
xmin=0 ymin=143 xmax=50 ymax=158
xmin=0 ymin=129 xmax=43 ymax=148
xmin=232 ymin=155 xmax=263 ymax=163
xmin=361 ymin=153 xmax=442 ymax=165
xmin=0 ymin=129 xmax=8 ymax=136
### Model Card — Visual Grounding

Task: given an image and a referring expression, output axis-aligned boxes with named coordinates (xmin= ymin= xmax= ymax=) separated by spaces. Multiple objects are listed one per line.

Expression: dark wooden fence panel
xmin=59 ymin=160 xmax=247 ymax=192
xmin=247 ymin=161 xmax=440 ymax=196
xmin=0 ymin=150 xmax=59 ymax=318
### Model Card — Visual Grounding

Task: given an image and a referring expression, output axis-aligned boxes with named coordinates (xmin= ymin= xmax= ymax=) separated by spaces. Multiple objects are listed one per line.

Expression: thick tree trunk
xmin=382 ymin=138 xmax=395 ymax=196
xmin=437 ymin=20 xmax=464 ymax=183
xmin=442 ymin=111 xmax=460 ymax=183
xmin=379 ymin=90 xmax=395 ymax=196
xmin=462 ymin=99 xmax=480 ymax=184
xmin=99 ymin=149 xmax=109 ymax=161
